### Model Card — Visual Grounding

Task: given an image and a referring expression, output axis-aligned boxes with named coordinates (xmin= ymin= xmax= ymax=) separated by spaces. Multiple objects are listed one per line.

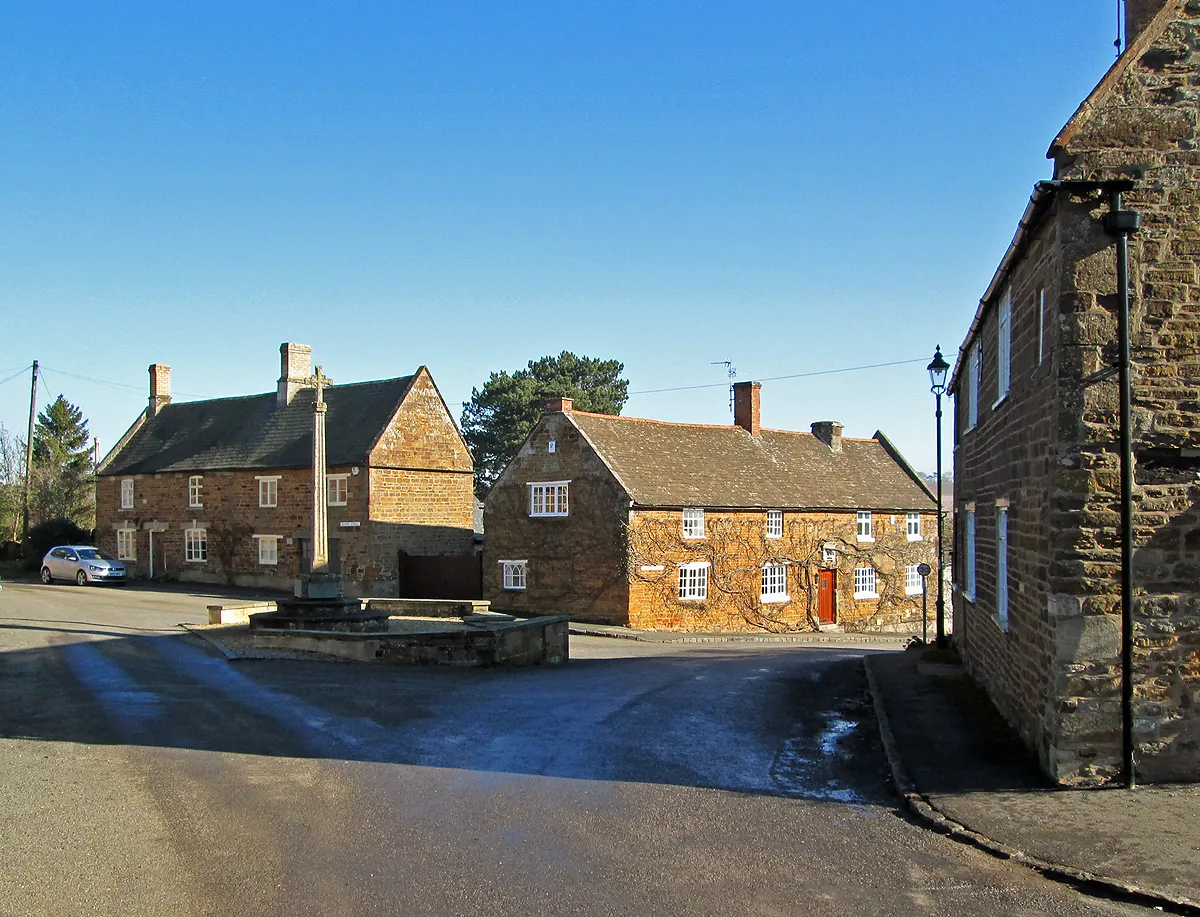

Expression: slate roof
xmin=567 ymin=412 xmax=934 ymax=511
xmin=100 ymin=376 xmax=415 ymax=475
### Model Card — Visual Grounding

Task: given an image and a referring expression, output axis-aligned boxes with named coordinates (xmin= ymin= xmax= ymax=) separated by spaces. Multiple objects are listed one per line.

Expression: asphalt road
xmin=0 ymin=582 xmax=1155 ymax=916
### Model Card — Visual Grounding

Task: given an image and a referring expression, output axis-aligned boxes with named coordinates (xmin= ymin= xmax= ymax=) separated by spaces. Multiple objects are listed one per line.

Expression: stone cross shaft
xmin=307 ymin=366 xmax=332 ymax=574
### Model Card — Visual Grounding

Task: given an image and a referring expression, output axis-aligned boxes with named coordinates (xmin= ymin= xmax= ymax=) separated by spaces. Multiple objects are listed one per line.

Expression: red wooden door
xmin=818 ymin=569 xmax=836 ymax=624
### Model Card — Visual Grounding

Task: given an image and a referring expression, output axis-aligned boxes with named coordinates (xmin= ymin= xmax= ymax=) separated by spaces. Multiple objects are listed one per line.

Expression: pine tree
xmin=30 ymin=395 xmax=95 ymax=529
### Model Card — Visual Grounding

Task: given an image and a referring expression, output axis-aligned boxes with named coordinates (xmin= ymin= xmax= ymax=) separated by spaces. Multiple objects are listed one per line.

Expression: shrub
xmin=22 ymin=518 xmax=93 ymax=571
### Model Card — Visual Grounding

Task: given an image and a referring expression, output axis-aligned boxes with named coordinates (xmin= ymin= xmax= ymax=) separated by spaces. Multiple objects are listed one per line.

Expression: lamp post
xmin=928 ymin=346 xmax=951 ymax=650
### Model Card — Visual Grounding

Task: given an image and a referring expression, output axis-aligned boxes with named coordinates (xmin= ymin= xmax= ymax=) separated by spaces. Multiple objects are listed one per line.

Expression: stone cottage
xmin=949 ymin=0 xmax=1200 ymax=783
xmin=95 ymin=343 xmax=475 ymax=596
xmin=483 ymin=383 xmax=937 ymax=632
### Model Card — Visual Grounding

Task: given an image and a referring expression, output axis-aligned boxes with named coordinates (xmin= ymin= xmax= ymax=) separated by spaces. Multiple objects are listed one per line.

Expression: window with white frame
xmin=761 ymin=563 xmax=788 ymax=602
xmin=501 ymin=560 xmax=527 ymax=590
xmin=905 ymin=564 xmax=923 ymax=595
xmin=120 ymin=479 xmax=134 ymax=510
xmin=997 ymin=504 xmax=1009 ymax=629
xmin=327 ymin=474 xmax=349 ymax=506
xmin=117 ymin=529 xmax=136 ymax=561
xmin=257 ymin=476 xmax=279 ymax=508
xmin=678 ymin=562 xmax=709 ymax=600
xmin=967 ymin=340 xmax=980 ymax=430
xmin=187 ymin=475 xmax=202 ymax=508
xmin=856 ymin=511 xmax=873 ymax=542
xmin=822 ymin=543 xmax=837 ymax=566
xmin=255 ymin=535 xmax=279 ymax=565
xmin=997 ymin=287 xmax=1011 ymax=402
xmin=965 ymin=506 xmax=977 ymax=600
xmin=1037 ymin=287 xmax=1046 ymax=365
xmin=185 ymin=527 xmax=207 ymax=563
xmin=529 ymin=481 xmax=569 ymax=516
xmin=765 ymin=510 xmax=783 ymax=539
xmin=682 ymin=508 xmax=706 ymax=539
xmin=906 ymin=512 xmax=922 ymax=540
xmin=853 ymin=566 xmax=878 ymax=599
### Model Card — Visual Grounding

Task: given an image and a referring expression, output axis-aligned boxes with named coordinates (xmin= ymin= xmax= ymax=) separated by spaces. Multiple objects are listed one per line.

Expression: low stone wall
xmin=208 ymin=597 xmax=492 ymax=625
xmin=247 ymin=615 xmax=569 ymax=667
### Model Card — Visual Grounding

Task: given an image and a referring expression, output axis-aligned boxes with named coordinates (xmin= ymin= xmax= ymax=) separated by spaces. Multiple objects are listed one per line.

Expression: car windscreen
xmin=77 ymin=549 xmax=115 ymax=561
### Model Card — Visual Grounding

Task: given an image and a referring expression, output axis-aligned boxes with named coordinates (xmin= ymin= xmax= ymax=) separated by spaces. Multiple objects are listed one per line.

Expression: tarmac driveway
xmin=0 ymin=582 xmax=1155 ymax=916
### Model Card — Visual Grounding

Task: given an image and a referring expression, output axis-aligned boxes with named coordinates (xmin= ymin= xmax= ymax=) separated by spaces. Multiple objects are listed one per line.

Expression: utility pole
xmin=22 ymin=360 xmax=38 ymax=543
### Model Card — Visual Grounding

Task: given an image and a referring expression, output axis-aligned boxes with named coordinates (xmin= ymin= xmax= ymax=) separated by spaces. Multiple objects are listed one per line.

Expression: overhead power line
xmin=628 ymin=357 xmax=928 ymax=397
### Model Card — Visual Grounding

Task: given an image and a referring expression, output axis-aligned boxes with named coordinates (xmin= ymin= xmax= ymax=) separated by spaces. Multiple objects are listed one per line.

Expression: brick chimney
xmin=278 ymin=343 xmax=312 ymax=406
xmin=733 ymin=381 xmax=761 ymax=437
xmin=811 ymin=421 xmax=844 ymax=453
xmin=546 ymin=396 xmax=574 ymax=413
xmin=148 ymin=364 xmax=171 ymax=417
xmin=1126 ymin=0 xmax=1168 ymax=45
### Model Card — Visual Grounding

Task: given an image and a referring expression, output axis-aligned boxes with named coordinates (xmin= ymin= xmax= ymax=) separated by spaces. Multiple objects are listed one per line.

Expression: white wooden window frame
xmin=856 ymin=511 xmax=874 ymax=543
xmin=255 ymin=535 xmax=279 ymax=566
xmin=853 ymin=566 xmax=878 ymax=599
xmin=996 ymin=287 xmax=1011 ymax=405
xmin=822 ymin=543 xmax=837 ymax=566
xmin=257 ymin=476 xmax=280 ymax=508
xmin=677 ymin=561 xmax=709 ymax=600
xmin=185 ymin=527 xmax=207 ymax=563
xmin=905 ymin=564 xmax=923 ymax=595
xmin=1037 ymin=287 xmax=1046 ymax=365
xmin=327 ymin=474 xmax=349 ymax=506
xmin=188 ymin=475 xmax=203 ymax=508
xmin=120 ymin=478 xmax=134 ymax=510
xmin=967 ymin=340 xmax=980 ymax=430
xmin=906 ymin=512 xmax=922 ymax=541
xmin=528 ymin=481 xmax=569 ymax=517
xmin=765 ymin=510 xmax=783 ymax=539
xmin=964 ymin=507 xmax=977 ymax=601
xmin=761 ymin=563 xmax=788 ymax=603
xmin=682 ymin=508 xmax=706 ymax=540
xmin=997 ymin=503 xmax=1009 ymax=630
xmin=116 ymin=528 xmax=136 ymax=561
xmin=500 ymin=560 xmax=527 ymax=590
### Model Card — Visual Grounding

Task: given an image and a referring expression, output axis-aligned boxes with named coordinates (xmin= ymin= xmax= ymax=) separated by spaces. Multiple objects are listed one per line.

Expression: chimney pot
xmin=278 ymin=343 xmax=313 ymax=406
xmin=148 ymin=364 xmax=171 ymax=417
xmin=811 ymin=421 xmax=844 ymax=453
xmin=733 ymin=381 xmax=761 ymax=437
xmin=546 ymin=396 xmax=574 ymax=413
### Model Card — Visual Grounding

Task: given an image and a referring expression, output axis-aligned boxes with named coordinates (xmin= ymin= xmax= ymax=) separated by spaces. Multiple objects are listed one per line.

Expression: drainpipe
xmin=1103 ymin=189 xmax=1141 ymax=790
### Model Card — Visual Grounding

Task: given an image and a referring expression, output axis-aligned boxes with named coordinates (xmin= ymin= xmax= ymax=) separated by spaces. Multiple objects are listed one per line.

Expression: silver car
xmin=41 ymin=545 xmax=127 ymax=586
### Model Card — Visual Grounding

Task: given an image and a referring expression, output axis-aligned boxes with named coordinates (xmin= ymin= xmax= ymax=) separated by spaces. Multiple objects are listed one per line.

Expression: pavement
xmin=865 ymin=648 xmax=1200 ymax=914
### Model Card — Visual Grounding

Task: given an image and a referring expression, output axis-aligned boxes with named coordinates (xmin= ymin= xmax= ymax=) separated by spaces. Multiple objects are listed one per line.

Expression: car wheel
xmin=40 ymin=567 xmax=52 ymax=585
xmin=76 ymin=570 xmax=88 ymax=586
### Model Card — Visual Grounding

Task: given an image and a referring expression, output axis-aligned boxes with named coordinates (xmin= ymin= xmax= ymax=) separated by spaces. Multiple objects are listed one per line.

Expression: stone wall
xmin=96 ymin=465 xmax=371 ymax=591
xmin=955 ymin=0 xmax=1200 ymax=784
xmin=627 ymin=508 xmax=937 ymax=632
xmin=482 ymin=411 xmax=631 ymax=623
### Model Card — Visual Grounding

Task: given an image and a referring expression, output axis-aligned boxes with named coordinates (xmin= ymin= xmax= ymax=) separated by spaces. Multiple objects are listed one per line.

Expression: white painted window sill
xmin=760 ymin=595 xmax=790 ymax=604
xmin=853 ymin=592 xmax=879 ymax=600
xmin=992 ymin=392 xmax=1009 ymax=409
xmin=905 ymin=587 xmax=924 ymax=596
xmin=503 ymin=586 xmax=526 ymax=591
xmin=856 ymin=536 xmax=875 ymax=544
xmin=907 ymin=535 xmax=923 ymax=542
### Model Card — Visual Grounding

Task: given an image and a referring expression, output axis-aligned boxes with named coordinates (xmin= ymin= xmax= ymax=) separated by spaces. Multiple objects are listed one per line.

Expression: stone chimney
xmin=546 ymin=396 xmax=574 ymax=413
xmin=148 ymin=364 xmax=171 ymax=417
xmin=1126 ymin=0 xmax=1168 ymax=45
xmin=278 ymin=343 xmax=312 ymax=406
xmin=733 ymin=381 xmax=761 ymax=437
xmin=811 ymin=421 xmax=844 ymax=453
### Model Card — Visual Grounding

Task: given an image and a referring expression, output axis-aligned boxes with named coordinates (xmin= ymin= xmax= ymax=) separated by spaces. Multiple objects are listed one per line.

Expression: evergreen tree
xmin=30 ymin=395 xmax=95 ymax=529
xmin=462 ymin=352 xmax=628 ymax=497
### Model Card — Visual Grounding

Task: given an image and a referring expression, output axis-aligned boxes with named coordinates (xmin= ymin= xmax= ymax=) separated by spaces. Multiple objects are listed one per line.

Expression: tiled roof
xmin=100 ymin=376 xmax=415 ymax=475
xmin=568 ymin=412 xmax=934 ymax=511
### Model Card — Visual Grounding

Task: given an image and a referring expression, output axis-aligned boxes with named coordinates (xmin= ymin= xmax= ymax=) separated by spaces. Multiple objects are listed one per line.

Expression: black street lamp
xmin=928 ymin=346 xmax=951 ymax=650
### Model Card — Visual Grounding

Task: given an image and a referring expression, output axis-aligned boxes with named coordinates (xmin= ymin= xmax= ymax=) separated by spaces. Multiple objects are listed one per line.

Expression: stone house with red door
xmin=949 ymin=0 xmax=1200 ymax=783
xmin=483 ymin=382 xmax=937 ymax=632
xmin=95 ymin=343 xmax=475 ymax=596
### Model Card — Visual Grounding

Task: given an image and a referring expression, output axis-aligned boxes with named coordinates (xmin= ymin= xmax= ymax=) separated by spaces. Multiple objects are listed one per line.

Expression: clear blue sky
xmin=0 ymin=1 xmax=1120 ymax=474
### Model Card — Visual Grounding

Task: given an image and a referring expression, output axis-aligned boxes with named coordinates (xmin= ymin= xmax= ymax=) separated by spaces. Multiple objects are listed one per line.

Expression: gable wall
xmin=482 ymin=413 xmax=630 ymax=623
